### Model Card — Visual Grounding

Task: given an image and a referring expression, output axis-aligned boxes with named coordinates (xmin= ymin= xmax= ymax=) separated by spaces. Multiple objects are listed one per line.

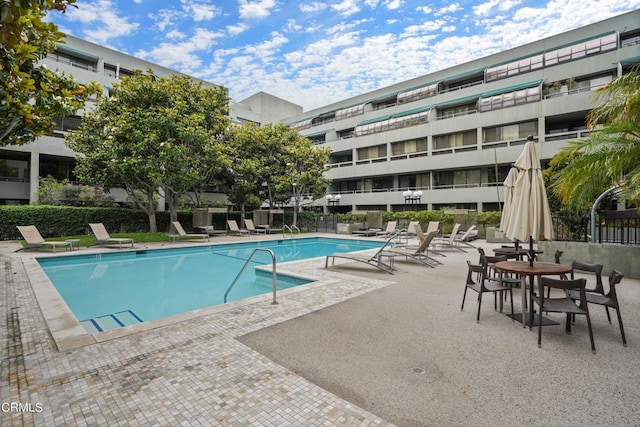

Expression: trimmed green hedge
xmin=0 ymin=206 xmax=192 ymax=240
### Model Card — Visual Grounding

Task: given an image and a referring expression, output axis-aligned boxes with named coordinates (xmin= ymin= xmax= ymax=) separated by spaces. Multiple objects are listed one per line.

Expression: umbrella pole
xmin=528 ymin=236 xmax=534 ymax=267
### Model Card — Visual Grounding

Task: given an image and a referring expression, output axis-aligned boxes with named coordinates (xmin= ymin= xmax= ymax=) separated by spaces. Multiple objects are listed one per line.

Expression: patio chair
xmin=385 ymin=230 xmax=441 ymax=267
xmin=325 ymin=230 xmax=400 ymax=274
xmin=569 ymin=270 xmax=627 ymax=346
xmin=15 ymin=225 xmax=71 ymax=253
xmin=461 ymin=261 xmax=514 ymax=323
xmin=168 ymin=221 xmax=209 ymax=242
xmin=376 ymin=221 xmax=397 ymax=238
xmin=227 ymin=220 xmax=250 ymax=236
xmin=89 ymin=223 xmax=134 ymax=248
xmin=533 ymin=276 xmax=595 ymax=353
xmin=244 ymin=219 xmax=267 ymax=234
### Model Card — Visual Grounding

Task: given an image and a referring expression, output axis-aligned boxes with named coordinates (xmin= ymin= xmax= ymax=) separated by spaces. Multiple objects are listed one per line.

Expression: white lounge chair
xmin=325 ymin=230 xmax=400 ymax=274
xmin=244 ymin=219 xmax=267 ymax=234
xmin=16 ymin=225 xmax=71 ymax=252
xmin=169 ymin=221 xmax=209 ymax=242
xmin=227 ymin=220 xmax=250 ymax=236
xmin=89 ymin=223 xmax=134 ymax=248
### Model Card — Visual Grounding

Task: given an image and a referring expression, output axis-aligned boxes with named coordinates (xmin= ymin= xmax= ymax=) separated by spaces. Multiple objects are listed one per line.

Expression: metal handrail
xmin=283 ymin=224 xmax=300 ymax=239
xmin=223 ymin=248 xmax=278 ymax=305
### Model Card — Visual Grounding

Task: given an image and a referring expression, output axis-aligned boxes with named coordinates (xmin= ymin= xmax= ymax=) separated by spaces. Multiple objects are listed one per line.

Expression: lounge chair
xmin=88 ymin=223 xmax=134 ymax=249
xmin=433 ymin=223 xmax=462 ymax=252
xmin=169 ymin=221 xmax=209 ymax=242
xmin=385 ymin=230 xmax=441 ymax=267
xmin=227 ymin=220 xmax=250 ymax=236
xmin=16 ymin=225 xmax=71 ymax=252
xmin=325 ymin=230 xmax=400 ymax=274
xmin=426 ymin=221 xmax=440 ymax=235
xmin=453 ymin=225 xmax=477 ymax=251
xmin=376 ymin=221 xmax=397 ymax=238
xmin=196 ymin=225 xmax=227 ymax=236
xmin=244 ymin=219 xmax=267 ymax=234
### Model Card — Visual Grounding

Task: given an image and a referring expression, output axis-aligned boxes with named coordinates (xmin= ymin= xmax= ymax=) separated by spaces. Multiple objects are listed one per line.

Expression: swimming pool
xmin=37 ymin=237 xmax=383 ymax=333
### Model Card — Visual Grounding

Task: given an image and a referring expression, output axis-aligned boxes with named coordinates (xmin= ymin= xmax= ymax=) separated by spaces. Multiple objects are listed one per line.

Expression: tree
xmin=66 ymin=70 xmax=230 ymax=232
xmin=277 ymin=136 xmax=331 ymax=227
xmin=0 ymin=0 xmax=101 ymax=145
xmin=553 ymin=70 xmax=640 ymax=212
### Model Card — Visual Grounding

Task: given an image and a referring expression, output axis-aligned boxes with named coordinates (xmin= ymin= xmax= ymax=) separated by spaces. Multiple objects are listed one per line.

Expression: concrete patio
xmin=1 ymin=234 xmax=638 ymax=426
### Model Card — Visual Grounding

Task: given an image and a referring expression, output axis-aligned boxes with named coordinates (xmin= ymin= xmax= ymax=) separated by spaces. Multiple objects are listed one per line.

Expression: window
xmin=357 ymin=144 xmax=387 ymax=160
xmin=399 ymin=173 xmax=430 ymax=189
xmin=433 ymin=130 xmax=476 ymax=150
xmin=355 ymin=109 xmax=429 ymax=136
xmin=438 ymin=102 xmax=477 ymax=119
xmin=338 ymin=129 xmax=355 ymax=139
xmin=479 ymin=86 xmax=541 ymax=112
xmin=483 ymin=121 xmax=537 ymax=143
xmin=397 ymin=84 xmax=438 ymax=104
xmin=0 ymin=159 xmax=29 ymax=182
xmin=392 ymin=138 xmax=427 ymax=155
xmin=335 ymin=104 xmax=365 ymax=120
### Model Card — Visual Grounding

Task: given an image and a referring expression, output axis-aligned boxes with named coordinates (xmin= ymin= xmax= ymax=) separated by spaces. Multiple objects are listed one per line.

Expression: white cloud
xmin=299 ymin=2 xmax=328 ymax=13
xmin=166 ymin=29 xmax=186 ymax=40
xmin=416 ymin=5 xmax=433 ymax=14
xmin=332 ymin=0 xmax=361 ymax=17
xmin=239 ymin=0 xmax=278 ymax=19
xmin=435 ymin=3 xmax=462 ymax=16
xmin=383 ymin=0 xmax=403 ymax=10
xmin=63 ymin=0 xmax=139 ymax=43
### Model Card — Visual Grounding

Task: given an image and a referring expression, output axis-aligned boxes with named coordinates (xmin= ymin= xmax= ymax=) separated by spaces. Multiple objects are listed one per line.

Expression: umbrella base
xmin=508 ymin=312 xmax=559 ymax=327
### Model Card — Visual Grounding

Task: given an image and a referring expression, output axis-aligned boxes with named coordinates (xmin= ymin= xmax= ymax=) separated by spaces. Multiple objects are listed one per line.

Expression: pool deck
xmin=1 ymin=234 xmax=639 ymax=426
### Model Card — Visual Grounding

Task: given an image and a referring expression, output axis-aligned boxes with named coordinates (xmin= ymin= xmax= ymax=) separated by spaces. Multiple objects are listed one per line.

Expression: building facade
xmin=0 ymin=35 xmax=301 ymax=205
xmin=2 ymin=10 xmax=639 ymax=212
xmin=286 ymin=10 xmax=640 ymax=213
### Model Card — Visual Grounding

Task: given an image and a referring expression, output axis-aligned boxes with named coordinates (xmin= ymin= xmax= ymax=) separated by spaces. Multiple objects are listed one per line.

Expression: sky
xmin=47 ymin=1 xmax=640 ymax=111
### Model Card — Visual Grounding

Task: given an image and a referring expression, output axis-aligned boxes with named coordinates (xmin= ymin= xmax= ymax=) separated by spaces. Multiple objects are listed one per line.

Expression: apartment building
xmin=0 ymin=35 xmax=301 ymax=205
xmin=2 ymin=10 xmax=639 ymax=212
xmin=286 ymin=9 xmax=640 ymax=213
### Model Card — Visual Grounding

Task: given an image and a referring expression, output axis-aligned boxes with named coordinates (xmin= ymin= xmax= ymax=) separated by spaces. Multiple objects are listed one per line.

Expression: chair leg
xmin=615 ymin=307 xmax=627 ymax=347
xmin=537 ymin=302 xmax=543 ymax=348
xmin=605 ymin=306 xmax=612 ymax=323
xmin=461 ymin=287 xmax=468 ymax=311
xmin=476 ymin=292 xmax=483 ymax=323
xmin=509 ymin=288 xmax=514 ymax=320
xmin=565 ymin=314 xmax=572 ymax=334
xmin=585 ymin=313 xmax=596 ymax=354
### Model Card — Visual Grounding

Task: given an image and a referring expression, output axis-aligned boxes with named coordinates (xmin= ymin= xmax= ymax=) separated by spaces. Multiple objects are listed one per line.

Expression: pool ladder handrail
xmin=223 ymin=248 xmax=278 ymax=305
xmin=283 ymin=224 xmax=300 ymax=239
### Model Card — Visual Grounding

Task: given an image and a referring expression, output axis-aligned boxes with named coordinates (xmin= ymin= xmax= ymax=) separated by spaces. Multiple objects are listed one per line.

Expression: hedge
xmin=0 ymin=206 xmax=192 ymax=240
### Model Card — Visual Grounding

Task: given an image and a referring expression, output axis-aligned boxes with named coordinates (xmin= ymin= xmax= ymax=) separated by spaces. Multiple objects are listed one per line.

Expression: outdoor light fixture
xmin=403 ymin=190 xmax=423 ymax=204
xmin=326 ymin=193 xmax=342 ymax=207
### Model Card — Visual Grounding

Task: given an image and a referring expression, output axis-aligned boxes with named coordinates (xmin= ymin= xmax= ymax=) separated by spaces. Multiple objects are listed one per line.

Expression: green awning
xmin=441 ymin=67 xmax=486 ymax=83
xmin=55 ymin=43 xmax=99 ymax=61
xmin=303 ymin=129 xmax=334 ymax=138
xmin=393 ymin=105 xmax=432 ymax=118
xmin=357 ymin=113 xmax=394 ymax=126
xmin=436 ymin=94 xmax=480 ymax=109
xmin=478 ymin=80 xmax=543 ymax=99
xmin=620 ymin=56 xmax=640 ymax=65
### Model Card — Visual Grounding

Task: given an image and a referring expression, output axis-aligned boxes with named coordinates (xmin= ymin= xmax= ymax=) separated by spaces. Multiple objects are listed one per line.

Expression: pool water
xmin=37 ymin=237 xmax=383 ymax=332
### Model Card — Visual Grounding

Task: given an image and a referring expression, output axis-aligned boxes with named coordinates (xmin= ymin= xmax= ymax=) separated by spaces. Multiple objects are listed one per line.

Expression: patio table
xmin=494 ymin=261 xmax=572 ymax=328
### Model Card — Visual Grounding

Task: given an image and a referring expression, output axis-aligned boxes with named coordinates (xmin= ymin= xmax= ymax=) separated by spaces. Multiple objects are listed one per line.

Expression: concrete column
xmin=29 ymin=151 xmax=39 ymax=204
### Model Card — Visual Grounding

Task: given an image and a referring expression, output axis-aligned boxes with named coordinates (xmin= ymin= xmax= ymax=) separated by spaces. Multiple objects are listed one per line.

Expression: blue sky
xmin=48 ymin=1 xmax=640 ymax=111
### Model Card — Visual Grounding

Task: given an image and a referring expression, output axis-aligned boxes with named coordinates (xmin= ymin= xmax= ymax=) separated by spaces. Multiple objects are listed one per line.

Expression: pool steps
xmin=80 ymin=310 xmax=143 ymax=333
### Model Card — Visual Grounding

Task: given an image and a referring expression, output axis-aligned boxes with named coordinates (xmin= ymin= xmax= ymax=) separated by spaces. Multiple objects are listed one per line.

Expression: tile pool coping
xmin=22 ymin=236 xmax=384 ymax=352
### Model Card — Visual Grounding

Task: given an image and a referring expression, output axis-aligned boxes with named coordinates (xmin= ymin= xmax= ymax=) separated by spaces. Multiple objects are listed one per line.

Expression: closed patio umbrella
xmin=499 ymin=167 xmax=519 ymax=236
xmin=504 ymin=136 xmax=554 ymax=264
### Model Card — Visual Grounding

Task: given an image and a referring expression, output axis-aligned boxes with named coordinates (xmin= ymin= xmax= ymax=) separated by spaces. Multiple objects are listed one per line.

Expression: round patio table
xmin=494 ymin=261 xmax=572 ymax=328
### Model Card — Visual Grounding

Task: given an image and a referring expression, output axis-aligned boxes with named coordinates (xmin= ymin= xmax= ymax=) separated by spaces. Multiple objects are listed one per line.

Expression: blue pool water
xmin=37 ymin=237 xmax=383 ymax=332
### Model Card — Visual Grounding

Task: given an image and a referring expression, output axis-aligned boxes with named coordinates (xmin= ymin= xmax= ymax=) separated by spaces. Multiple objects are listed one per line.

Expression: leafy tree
xmin=553 ymin=70 xmax=640 ymax=212
xmin=66 ymin=70 xmax=230 ymax=232
xmin=0 ymin=0 xmax=101 ymax=145
xmin=277 ymin=136 xmax=331 ymax=227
